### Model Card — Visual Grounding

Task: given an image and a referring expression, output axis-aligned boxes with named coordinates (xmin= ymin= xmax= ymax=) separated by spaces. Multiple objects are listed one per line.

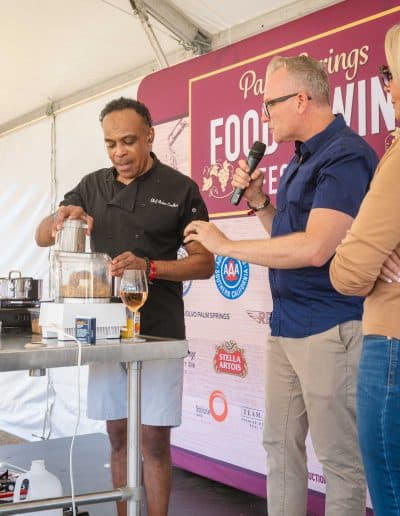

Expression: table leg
xmin=127 ymin=361 xmax=142 ymax=516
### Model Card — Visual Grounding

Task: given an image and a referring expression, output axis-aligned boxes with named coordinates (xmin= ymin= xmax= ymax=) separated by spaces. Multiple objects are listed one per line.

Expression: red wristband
xmin=148 ymin=260 xmax=157 ymax=281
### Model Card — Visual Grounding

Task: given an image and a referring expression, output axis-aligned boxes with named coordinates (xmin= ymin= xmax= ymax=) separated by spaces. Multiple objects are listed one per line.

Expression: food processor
xmin=39 ymin=220 xmax=125 ymax=340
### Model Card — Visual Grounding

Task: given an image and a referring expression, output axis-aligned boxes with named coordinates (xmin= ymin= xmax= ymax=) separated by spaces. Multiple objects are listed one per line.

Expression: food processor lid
xmin=52 ymin=250 xmax=112 ymax=261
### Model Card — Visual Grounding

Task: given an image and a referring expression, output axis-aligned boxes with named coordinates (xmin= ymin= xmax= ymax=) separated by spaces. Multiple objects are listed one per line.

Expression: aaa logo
xmin=214 ymin=256 xmax=249 ymax=299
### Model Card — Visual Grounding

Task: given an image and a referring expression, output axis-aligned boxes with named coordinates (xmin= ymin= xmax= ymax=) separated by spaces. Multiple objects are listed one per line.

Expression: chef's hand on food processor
xmin=111 ymin=252 xmax=147 ymax=277
xmin=52 ymin=205 xmax=93 ymax=237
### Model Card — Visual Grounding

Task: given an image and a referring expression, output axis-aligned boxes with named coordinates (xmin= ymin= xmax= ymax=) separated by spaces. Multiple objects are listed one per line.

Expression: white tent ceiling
xmin=1 ymin=0 xmax=341 ymax=135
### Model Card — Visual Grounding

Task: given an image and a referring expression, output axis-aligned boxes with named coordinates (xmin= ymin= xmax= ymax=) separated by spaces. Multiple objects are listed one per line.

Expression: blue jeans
xmin=357 ymin=335 xmax=400 ymax=516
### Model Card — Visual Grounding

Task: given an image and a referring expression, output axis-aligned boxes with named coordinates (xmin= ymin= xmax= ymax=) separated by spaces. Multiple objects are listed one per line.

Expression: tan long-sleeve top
xmin=330 ymin=136 xmax=400 ymax=339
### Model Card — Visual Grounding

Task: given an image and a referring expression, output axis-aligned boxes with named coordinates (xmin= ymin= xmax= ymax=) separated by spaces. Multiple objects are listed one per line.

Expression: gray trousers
xmin=263 ymin=321 xmax=366 ymax=516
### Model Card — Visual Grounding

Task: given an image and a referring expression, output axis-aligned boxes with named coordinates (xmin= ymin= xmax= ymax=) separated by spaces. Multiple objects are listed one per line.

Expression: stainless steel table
xmin=0 ymin=332 xmax=188 ymax=515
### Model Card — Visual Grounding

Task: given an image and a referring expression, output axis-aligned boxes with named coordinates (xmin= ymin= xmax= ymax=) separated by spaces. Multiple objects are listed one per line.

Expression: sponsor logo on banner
xmin=214 ymin=340 xmax=248 ymax=377
xmin=241 ymin=406 xmax=264 ymax=431
xmin=247 ymin=310 xmax=271 ymax=325
xmin=185 ymin=310 xmax=230 ymax=320
xmin=178 ymin=247 xmax=192 ymax=296
xmin=214 ymin=256 xmax=249 ymax=299
xmin=184 ymin=350 xmax=196 ymax=373
xmin=195 ymin=404 xmax=211 ymax=418
xmin=209 ymin=390 xmax=228 ymax=422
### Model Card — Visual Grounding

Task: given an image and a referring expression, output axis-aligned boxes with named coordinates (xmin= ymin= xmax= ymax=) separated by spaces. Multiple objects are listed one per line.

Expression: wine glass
xmin=120 ymin=269 xmax=148 ymax=342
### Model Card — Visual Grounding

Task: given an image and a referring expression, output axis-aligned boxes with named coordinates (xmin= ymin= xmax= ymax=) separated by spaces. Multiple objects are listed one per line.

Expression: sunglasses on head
xmin=379 ymin=65 xmax=393 ymax=87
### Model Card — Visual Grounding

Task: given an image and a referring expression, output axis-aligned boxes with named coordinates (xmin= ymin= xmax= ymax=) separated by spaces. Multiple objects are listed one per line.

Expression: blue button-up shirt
xmin=269 ymin=114 xmax=379 ymax=338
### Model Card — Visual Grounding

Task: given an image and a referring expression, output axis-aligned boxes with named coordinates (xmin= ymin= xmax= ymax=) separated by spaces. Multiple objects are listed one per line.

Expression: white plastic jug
xmin=13 ymin=459 xmax=63 ymax=515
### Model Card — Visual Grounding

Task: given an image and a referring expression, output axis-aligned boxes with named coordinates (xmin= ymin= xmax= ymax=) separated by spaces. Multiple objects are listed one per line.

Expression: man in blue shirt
xmin=184 ymin=55 xmax=378 ymax=516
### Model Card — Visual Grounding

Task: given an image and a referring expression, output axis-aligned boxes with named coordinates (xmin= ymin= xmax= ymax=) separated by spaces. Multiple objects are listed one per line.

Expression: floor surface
xmin=0 ymin=433 xmax=267 ymax=515
xmin=0 ymin=433 xmax=374 ymax=515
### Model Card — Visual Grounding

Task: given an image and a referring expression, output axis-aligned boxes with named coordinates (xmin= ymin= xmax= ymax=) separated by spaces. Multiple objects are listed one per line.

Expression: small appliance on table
xmin=0 ymin=271 xmax=42 ymax=331
xmin=39 ymin=220 xmax=126 ymax=341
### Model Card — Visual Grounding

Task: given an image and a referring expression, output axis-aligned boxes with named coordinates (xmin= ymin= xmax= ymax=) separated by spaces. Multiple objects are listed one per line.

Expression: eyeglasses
xmin=262 ymin=93 xmax=312 ymax=119
xmin=379 ymin=65 xmax=393 ymax=87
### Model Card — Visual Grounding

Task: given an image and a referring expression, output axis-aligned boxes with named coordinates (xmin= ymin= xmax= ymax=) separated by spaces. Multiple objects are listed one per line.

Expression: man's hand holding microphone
xmin=184 ymin=141 xmax=269 ymax=254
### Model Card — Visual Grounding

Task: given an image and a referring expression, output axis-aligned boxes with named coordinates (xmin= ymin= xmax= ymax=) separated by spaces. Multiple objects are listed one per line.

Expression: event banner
xmin=140 ymin=2 xmax=399 ymax=218
xmin=139 ymin=0 xmax=399 ymax=507
xmin=189 ymin=11 xmax=395 ymax=217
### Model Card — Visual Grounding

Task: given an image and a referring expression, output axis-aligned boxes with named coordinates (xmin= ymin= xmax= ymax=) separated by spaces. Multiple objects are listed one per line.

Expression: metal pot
xmin=0 ymin=270 xmax=42 ymax=300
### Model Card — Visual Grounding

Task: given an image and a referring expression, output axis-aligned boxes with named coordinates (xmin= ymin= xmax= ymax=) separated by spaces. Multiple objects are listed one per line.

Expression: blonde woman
xmin=330 ymin=24 xmax=400 ymax=516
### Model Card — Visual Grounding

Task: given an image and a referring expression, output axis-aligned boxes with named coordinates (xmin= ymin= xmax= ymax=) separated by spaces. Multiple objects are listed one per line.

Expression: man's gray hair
xmin=267 ymin=55 xmax=330 ymax=104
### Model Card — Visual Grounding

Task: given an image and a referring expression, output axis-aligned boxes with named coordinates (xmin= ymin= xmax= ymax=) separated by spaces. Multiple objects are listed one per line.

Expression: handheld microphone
xmin=230 ymin=141 xmax=266 ymax=206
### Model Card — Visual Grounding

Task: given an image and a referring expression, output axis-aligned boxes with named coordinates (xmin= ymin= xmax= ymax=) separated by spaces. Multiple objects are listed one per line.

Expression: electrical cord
xmin=43 ymin=372 xmax=55 ymax=439
xmin=32 ymin=371 xmax=56 ymax=441
xmin=44 ymin=324 xmax=83 ymax=516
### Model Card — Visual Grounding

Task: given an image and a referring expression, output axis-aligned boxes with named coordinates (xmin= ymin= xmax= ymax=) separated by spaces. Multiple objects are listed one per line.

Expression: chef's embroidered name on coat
xmin=150 ymin=198 xmax=179 ymax=208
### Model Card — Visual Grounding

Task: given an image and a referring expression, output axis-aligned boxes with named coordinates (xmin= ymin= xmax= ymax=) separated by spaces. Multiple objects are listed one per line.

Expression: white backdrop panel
xmin=0 ymin=82 xmax=139 ymax=441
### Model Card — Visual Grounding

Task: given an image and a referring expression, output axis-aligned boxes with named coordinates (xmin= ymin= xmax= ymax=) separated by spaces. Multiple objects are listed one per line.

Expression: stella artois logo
xmin=214 ymin=340 xmax=248 ymax=378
